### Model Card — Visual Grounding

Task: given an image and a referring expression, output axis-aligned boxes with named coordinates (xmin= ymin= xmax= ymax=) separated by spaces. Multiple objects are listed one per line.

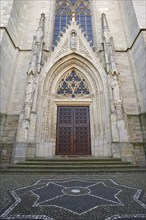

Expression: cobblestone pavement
xmin=0 ymin=173 xmax=146 ymax=220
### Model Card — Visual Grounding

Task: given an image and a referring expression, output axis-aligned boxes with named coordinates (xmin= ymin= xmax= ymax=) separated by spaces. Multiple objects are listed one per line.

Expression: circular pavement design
xmin=0 ymin=178 xmax=146 ymax=220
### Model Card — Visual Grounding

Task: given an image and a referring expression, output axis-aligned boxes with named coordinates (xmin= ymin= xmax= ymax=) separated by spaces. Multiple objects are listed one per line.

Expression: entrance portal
xmin=56 ymin=106 xmax=91 ymax=155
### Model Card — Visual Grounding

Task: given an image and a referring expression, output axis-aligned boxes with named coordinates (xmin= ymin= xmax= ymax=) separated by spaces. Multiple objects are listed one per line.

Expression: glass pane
xmin=88 ymin=27 xmax=92 ymax=32
xmin=70 ymin=0 xmax=77 ymax=4
xmin=54 ymin=30 xmax=59 ymax=35
xmin=55 ymin=26 xmax=60 ymax=31
xmin=86 ymin=16 xmax=91 ymax=21
xmin=55 ymin=16 xmax=60 ymax=21
xmin=87 ymin=20 xmax=91 ymax=25
xmin=61 ymin=21 xmax=66 ymax=26
xmin=80 ymin=15 xmax=85 ymax=21
xmin=62 ymin=15 xmax=66 ymax=20
xmin=67 ymin=16 xmax=71 ymax=23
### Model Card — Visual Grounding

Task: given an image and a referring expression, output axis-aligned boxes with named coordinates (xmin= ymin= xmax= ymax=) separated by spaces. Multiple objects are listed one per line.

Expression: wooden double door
xmin=56 ymin=106 xmax=91 ymax=155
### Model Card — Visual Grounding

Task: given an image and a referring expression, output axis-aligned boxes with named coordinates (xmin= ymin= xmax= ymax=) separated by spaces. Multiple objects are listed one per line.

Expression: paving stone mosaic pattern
xmin=0 ymin=173 xmax=146 ymax=220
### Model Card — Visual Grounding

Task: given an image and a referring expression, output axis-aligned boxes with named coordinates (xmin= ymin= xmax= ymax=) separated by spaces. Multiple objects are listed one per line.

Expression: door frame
xmin=56 ymin=105 xmax=91 ymax=156
xmin=55 ymin=100 xmax=92 ymax=156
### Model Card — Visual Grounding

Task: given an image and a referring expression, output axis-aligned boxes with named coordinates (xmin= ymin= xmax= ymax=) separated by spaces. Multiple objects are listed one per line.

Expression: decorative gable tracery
xmin=57 ymin=70 xmax=90 ymax=98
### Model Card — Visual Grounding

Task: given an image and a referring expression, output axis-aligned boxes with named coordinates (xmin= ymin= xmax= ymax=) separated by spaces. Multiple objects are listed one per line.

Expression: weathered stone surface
xmin=127 ymin=115 xmax=143 ymax=143
xmin=12 ymin=142 xmax=27 ymax=164
xmin=0 ymin=143 xmax=13 ymax=167
xmin=0 ymin=0 xmax=145 ymax=167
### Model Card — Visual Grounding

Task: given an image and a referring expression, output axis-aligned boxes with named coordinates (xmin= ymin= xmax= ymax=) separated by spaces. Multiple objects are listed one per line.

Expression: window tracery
xmin=57 ymin=70 xmax=90 ymax=98
xmin=53 ymin=0 xmax=93 ymax=47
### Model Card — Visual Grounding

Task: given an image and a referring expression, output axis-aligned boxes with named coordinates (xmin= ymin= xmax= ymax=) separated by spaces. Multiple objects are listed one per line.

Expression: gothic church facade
xmin=0 ymin=0 xmax=146 ymax=166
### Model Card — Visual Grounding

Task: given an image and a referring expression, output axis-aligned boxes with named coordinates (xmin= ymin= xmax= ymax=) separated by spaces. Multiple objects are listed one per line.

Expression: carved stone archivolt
xmin=57 ymin=70 xmax=90 ymax=98
xmin=46 ymin=56 xmax=99 ymax=95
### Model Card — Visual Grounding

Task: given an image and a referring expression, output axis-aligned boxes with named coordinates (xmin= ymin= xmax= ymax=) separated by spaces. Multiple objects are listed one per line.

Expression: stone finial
xmin=101 ymin=13 xmax=109 ymax=32
xmin=36 ymin=13 xmax=45 ymax=42
xmin=28 ymin=13 xmax=45 ymax=75
xmin=72 ymin=12 xmax=76 ymax=23
xmin=101 ymin=13 xmax=118 ymax=75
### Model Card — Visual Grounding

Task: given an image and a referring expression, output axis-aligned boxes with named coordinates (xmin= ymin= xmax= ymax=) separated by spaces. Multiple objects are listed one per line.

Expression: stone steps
xmin=1 ymin=157 xmax=146 ymax=173
xmin=17 ymin=160 xmax=131 ymax=166
xmin=7 ymin=164 xmax=138 ymax=169
xmin=25 ymin=157 xmax=122 ymax=161
xmin=1 ymin=168 xmax=146 ymax=173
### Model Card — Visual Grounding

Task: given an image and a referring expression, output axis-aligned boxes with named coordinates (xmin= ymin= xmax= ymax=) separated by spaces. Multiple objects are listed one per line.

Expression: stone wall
xmin=0 ymin=0 xmax=25 ymax=113
xmin=0 ymin=0 xmax=53 ymax=114
xmin=127 ymin=115 xmax=143 ymax=143
xmin=132 ymin=0 xmax=146 ymax=29
xmin=118 ymin=0 xmax=146 ymax=114
xmin=1 ymin=0 xmax=145 ymax=116
xmin=0 ymin=0 xmax=14 ymax=29
xmin=116 ymin=52 xmax=139 ymax=114
xmin=0 ymin=0 xmax=145 ymax=166
xmin=0 ymin=114 xmax=19 ymax=167
xmin=92 ymin=0 xmax=127 ymax=51
xmin=117 ymin=0 xmax=146 ymax=166
xmin=18 ymin=0 xmax=53 ymax=50
xmin=140 ymin=113 xmax=146 ymax=158
xmin=127 ymin=115 xmax=145 ymax=166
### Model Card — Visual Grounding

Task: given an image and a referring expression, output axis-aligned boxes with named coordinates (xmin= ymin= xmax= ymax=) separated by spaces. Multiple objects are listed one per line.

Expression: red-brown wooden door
xmin=56 ymin=106 xmax=91 ymax=155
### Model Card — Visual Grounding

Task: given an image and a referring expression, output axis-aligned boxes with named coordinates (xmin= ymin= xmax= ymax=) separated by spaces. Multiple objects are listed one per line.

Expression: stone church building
xmin=0 ymin=0 xmax=146 ymax=167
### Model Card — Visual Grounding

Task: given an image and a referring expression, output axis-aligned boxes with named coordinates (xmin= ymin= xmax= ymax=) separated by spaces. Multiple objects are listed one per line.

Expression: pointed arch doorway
xmin=36 ymin=54 xmax=111 ymax=158
xmin=56 ymin=106 xmax=91 ymax=155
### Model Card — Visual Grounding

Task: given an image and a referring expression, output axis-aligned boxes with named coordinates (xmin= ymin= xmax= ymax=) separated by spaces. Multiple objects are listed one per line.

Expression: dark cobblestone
xmin=0 ymin=172 xmax=146 ymax=220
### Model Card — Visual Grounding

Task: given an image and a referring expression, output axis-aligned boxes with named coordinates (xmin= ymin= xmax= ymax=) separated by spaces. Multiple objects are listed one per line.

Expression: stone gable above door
xmin=42 ymin=18 xmax=104 ymax=75
xmin=52 ymin=18 xmax=94 ymax=60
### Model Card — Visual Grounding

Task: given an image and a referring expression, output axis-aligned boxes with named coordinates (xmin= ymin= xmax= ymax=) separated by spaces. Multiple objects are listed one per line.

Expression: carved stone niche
xmin=70 ymin=30 xmax=77 ymax=50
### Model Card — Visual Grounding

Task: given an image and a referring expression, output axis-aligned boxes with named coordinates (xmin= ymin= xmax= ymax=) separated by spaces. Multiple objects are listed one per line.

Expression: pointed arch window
xmin=53 ymin=0 xmax=93 ymax=47
xmin=57 ymin=70 xmax=90 ymax=98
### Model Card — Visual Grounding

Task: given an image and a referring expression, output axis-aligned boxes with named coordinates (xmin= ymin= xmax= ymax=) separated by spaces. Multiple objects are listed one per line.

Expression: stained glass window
xmin=53 ymin=0 xmax=93 ymax=47
xmin=57 ymin=70 xmax=90 ymax=98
